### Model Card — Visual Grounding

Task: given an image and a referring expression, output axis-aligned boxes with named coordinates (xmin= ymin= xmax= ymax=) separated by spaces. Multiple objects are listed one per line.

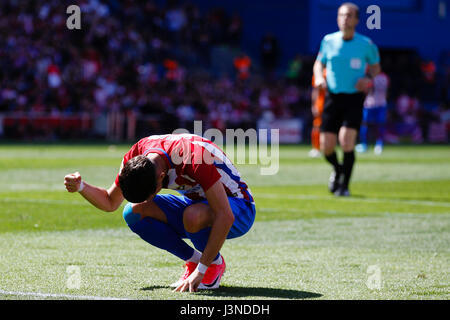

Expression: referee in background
xmin=313 ymin=2 xmax=381 ymax=196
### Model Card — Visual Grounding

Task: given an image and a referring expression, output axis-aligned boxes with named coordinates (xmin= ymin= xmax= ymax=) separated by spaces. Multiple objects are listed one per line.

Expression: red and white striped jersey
xmin=364 ymin=72 xmax=389 ymax=108
xmin=115 ymin=134 xmax=254 ymax=203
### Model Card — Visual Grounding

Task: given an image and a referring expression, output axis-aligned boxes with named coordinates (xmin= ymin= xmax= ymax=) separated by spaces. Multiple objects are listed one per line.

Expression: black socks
xmin=325 ymin=152 xmax=341 ymax=174
xmin=342 ymin=151 xmax=355 ymax=189
xmin=325 ymin=150 xmax=355 ymax=189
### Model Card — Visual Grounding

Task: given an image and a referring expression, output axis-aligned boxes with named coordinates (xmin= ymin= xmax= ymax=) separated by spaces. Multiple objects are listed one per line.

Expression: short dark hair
xmin=339 ymin=2 xmax=360 ymax=19
xmin=118 ymin=155 xmax=157 ymax=203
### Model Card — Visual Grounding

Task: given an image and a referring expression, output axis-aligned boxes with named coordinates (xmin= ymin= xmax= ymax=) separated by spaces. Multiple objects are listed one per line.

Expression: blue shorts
xmin=363 ymin=106 xmax=387 ymax=124
xmin=153 ymin=194 xmax=256 ymax=239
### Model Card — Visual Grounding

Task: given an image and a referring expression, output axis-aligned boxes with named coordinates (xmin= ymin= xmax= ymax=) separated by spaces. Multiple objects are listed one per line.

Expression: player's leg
xmin=374 ymin=106 xmax=387 ymax=154
xmin=182 ymin=203 xmax=225 ymax=289
xmin=356 ymin=108 xmax=370 ymax=153
xmin=182 ymin=203 xmax=221 ymax=261
xmin=122 ymin=195 xmax=201 ymax=267
xmin=183 ymin=198 xmax=255 ymax=243
xmin=309 ymin=116 xmax=322 ymax=158
xmin=182 ymin=198 xmax=256 ymax=289
xmin=123 ymin=194 xmax=206 ymax=287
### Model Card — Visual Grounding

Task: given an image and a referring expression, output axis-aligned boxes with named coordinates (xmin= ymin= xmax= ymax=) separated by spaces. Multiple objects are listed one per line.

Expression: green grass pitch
xmin=0 ymin=144 xmax=449 ymax=300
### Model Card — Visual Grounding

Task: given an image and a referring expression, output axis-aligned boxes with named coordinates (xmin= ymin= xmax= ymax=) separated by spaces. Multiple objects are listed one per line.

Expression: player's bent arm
xmin=64 ymin=172 xmax=123 ymax=212
xmin=201 ymin=181 xmax=235 ymax=267
xmin=79 ymin=182 xmax=124 ymax=212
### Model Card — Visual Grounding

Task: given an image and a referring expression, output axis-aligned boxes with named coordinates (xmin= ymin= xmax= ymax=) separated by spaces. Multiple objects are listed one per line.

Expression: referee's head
xmin=337 ymin=2 xmax=359 ymax=32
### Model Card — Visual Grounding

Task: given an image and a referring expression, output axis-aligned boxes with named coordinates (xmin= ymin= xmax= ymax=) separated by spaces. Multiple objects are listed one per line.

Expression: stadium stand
xmin=0 ymin=0 xmax=448 ymax=143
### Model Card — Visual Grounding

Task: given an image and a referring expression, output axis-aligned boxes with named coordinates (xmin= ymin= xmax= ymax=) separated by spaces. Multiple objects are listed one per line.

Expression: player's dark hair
xmin=119 ymin=155 xmax=157 ymax=203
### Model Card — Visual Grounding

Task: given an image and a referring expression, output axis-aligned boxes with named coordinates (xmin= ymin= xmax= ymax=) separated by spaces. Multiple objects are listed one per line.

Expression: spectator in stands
xmin=0 ymin=0 xmax=447 ymax=146
xmin=0 ymin=0 xmax=254 ymax=140
xmin=233 ymin=53 xmax=252 ymax=81
xmin=285 ymin=54 xmax=303 ymax=84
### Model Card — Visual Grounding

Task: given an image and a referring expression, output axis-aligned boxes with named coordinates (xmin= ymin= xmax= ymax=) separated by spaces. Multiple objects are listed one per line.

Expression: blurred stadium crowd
xmin=0 ymin=0 xmax=449 ymax=143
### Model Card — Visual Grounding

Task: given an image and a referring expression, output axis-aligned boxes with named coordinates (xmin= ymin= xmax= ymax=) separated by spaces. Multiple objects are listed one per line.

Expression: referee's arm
xmin=313 ymin=58 xmax=327 ymax=89
xmin=365 ymin=39 xmax=381 ymax=79
xmin=313 ymin=36 xmax=328 ymax=89
xmin=356 ymin=63 xmax=381 ymax=93
xmin=367 ymin=63 xmax=381 ymax=78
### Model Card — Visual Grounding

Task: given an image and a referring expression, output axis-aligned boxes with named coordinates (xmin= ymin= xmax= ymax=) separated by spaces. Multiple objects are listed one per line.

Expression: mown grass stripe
xmin=258 ymin=208 xmax=446 ymax=216
xmin=2 ymin=194 xmax=449 ymax=208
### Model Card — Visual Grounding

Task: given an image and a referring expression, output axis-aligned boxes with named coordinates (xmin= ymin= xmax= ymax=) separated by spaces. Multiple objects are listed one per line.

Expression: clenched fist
xmin=64 ymin=172 xmax=82 ymax=192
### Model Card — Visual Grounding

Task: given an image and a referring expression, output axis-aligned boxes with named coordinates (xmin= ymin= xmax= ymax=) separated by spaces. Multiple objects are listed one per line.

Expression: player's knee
xmin=183 ymin=206 xmax=203 ymax=233
xmin=123 ymin=203 xmax=142 ymax=226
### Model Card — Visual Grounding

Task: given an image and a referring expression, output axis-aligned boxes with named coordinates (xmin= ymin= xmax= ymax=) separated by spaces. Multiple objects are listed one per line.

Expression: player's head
xmin=337 ymin=2 xmax=359 ymax=32
xmin=118 ymin=155 xmax=162 ymax=203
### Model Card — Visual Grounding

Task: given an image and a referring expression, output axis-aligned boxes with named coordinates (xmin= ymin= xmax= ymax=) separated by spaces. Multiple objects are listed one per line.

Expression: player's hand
xmin=173 ymin=269 xmax=204 ymax=293
xmin=64 ymin=172 xmax=82 ymax=193
xmin=355 ymin=77 xmax=373 ymax=93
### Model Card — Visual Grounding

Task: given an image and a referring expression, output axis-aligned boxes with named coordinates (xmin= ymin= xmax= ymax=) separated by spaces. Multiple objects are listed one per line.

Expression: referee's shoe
xmin=334 ymin=185 xmax=350 ymax=197
xmin=328 ymin=165 xmax=343 ymax=194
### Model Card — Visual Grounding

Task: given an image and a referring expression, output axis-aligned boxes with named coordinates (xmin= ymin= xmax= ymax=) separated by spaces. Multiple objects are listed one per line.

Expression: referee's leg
xmin=320 ymin=93 xmax=343 ymax=194
xmin=338 ymin=126 xmax=358 ymax=195
xmin=320 ymin=132 xmax=342 ymax=193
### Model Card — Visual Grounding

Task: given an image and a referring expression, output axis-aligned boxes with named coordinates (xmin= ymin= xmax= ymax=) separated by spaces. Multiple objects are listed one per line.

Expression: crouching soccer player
xmin=64 ymin=133 xmax=256 ymax=292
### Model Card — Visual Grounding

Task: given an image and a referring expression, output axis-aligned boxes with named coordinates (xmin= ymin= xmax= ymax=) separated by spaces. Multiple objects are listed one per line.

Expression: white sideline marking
xmin=257 ymin=193 xmax=450 ymax=208
xmin=0 ymin=289 xmax=128 ymax=300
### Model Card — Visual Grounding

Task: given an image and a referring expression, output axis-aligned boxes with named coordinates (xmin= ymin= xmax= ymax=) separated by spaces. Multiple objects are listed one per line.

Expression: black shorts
xmin=320 ymin=92 xmax=366 ymax=134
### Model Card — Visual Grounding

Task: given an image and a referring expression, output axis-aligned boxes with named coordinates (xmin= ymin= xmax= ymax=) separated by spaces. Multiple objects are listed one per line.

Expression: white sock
xmin=186 ymin=250 xmax=201 ymax=263
xmin=212 ymin=255 xmax=223 ymax=265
